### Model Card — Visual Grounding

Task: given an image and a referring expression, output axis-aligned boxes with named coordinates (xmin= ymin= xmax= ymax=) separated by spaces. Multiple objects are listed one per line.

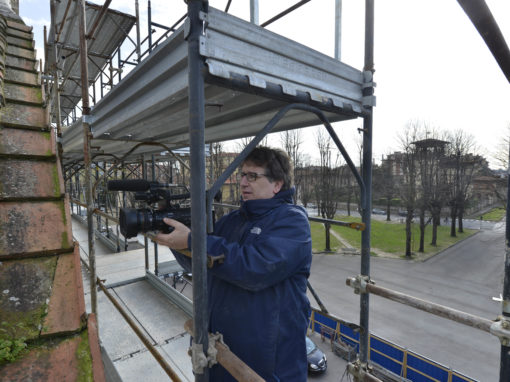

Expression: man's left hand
xmin=154 ymin=218 xmax=190 ymax=250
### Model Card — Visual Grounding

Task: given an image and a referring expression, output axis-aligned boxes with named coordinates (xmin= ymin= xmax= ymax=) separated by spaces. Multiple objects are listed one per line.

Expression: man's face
xmin=240 ymin=162 xmax=283 ymax=201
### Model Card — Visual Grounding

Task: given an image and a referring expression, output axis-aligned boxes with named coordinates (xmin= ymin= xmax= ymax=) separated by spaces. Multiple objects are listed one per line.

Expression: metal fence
xmin=309 ymin=309 xmax=477 ymax=382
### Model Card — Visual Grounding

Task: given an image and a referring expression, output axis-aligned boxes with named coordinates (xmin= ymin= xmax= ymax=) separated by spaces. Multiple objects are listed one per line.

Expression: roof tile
xmin=0 ymin=127 xmax=55 ymax=156
xmin=0 ymin=199 xmax=72 ymax=256
xmin=43 ymin=248 xmax=86 ymax=336
xmin=0 ymin=159 xmax=62 ymax=199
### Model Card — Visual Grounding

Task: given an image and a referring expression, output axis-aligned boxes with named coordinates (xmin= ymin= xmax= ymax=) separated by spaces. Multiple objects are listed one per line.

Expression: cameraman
xmin=155 ymin=146 xmax=312 ymax=382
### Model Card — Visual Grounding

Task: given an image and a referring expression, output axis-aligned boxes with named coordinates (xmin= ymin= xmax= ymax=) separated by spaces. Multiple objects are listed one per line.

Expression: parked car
xmin=398 ymin=210 xmax=418 ymax=217
xmin=372 ymin=208 xmax=386 ymax=215
xmin=306 ymin=336 xmax=327 ymax=374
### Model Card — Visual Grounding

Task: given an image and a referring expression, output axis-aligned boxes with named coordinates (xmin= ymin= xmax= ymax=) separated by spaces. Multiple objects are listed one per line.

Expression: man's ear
xmin=273 ymin=180 xmax=283 ymax=194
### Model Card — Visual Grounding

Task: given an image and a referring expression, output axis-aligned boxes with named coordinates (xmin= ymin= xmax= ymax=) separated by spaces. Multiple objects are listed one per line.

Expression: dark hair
xmin=243 ymin=146 xmax=293 ymax=191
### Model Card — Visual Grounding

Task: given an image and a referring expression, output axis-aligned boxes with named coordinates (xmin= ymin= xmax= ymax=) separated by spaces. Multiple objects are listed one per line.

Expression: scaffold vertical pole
xmin=187 ymin=1 xmax=209 ymax=380
xmin=148 ymin=0 xmax=152 ymax=53
xmin=250 ymin=0 xmax=259 ymax=25
xmin=50 ymin=1 xmax=62 ymax=155
xmin=334 ymin=0 xmax=342 ymax=60
xmin=135 ymin=0 xmax=141 ymax=61
xmin=152 ymin=154 xmax=159 ymax=275
xmin=501 ymin=143 xmax=510 ymax=381
xmin=143 ymin=155 xmax=149 ymax=270
xmin=359 ymin=0 xmax=375 ymax=368
xmin=79 ymin=0 xmax=97 ymax=318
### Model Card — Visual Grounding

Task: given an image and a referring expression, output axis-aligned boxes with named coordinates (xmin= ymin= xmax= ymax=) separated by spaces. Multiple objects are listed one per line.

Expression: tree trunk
xmin=418 ymin=212 xmax=425 ymax=252
xmin=431 ymin=214 xmax=439 ymax=246
xmin=405 ymin=212 xmax=413 ymax=257
xmin=458 ymin=207 xmax=464 ymax=233
xmin=386 ymin=198 xmax=391 ymax=221
xmin=450 ymin=206 xmax=457 ymax=237
xmin=325 ymin=223 xmax=331 ymax=252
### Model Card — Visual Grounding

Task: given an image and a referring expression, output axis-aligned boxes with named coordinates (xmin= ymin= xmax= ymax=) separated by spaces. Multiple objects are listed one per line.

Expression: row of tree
xmin=200 ymin=121 xmax=498 ymax=256
xmin=286 ymin=121 xmax=490 ymax=256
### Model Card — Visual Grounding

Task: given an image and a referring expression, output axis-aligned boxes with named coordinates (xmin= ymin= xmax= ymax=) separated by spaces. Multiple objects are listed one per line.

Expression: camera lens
xmin=119 ymin=208 xmax=152 ymax=238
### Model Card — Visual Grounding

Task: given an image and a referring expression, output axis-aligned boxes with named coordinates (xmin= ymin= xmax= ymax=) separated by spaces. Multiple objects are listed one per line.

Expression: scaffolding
xmin=44 ymin=0 xmax=510 ymax=381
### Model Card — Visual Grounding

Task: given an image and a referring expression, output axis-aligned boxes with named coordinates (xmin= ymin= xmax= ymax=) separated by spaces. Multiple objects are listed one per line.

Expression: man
xmin=155 ymin=146 xmax=312 ymax=381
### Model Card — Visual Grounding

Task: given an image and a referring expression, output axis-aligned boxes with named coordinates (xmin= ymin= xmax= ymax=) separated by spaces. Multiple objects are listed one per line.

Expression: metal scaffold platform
xmin=60 ymin=6 xmax=368 ymax=165
xmin=41 ymin=1 xmax=510 ymax=381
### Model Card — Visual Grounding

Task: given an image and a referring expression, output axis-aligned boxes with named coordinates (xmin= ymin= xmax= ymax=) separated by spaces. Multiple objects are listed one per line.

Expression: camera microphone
xmin=107 ymin=179 xmax=152 ymax=192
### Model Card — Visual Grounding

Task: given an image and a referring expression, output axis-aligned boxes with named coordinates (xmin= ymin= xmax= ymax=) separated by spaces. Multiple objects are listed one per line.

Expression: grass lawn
xmin=310 ymin=221 xmax=342 ymax=253
xmin=480 ymin=207 xmax=506 ymax=222
xmin=312 ymin=215 xmax=476 ymax=259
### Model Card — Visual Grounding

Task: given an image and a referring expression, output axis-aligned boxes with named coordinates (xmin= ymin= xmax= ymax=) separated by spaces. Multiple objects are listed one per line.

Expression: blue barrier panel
xmin=407 ymin=353 xmax=449 ymax=381
xmin=310 ymin=309 xmax=478 ymax=382
xmin=339 ymin=322 xmax=360 ymax=351
xmin=370 ymin=336 xmax=403 ymax=376
xmin=452 ymin=373 xmax=477 ymax=382
xmin=313 ymin=311 xmax=337 ymax=333
xmin=406 ymin=368 xmax=437 ymax=382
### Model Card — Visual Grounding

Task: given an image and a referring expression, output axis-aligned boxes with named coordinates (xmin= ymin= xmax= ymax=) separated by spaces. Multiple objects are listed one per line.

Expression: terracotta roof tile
xmin=43 ymin=248 xmax=86 ymax=336
xmin=0 ymin=127 xmax=55 ymax=156
xmin=0 ymin=334 xmax=87 ymax=381
xmin=0 ymin=159 xmax=63 ymax=199
xmin=0 ymin=102 xmax=48 ymax=129
xmin=0 ymin=199 xmax=72 ymax=256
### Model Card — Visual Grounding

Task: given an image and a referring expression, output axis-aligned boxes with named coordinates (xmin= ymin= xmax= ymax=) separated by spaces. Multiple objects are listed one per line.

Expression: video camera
xmin=107 ymin=179 xmax=191 ymax=238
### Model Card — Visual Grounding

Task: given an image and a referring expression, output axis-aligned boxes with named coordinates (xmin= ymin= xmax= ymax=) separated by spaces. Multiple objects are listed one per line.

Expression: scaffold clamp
xmin=348 ymin=360 xmax=380 ymax=382
xmin=207 ymin=332 xmax=227 ymax=367
xmin=346 ymin=275 xmax=372 ymax=295
xmin=490 ymin=316 xmax=510 ymax=346
xmin=190 ymin=341 xmax=208 ymax=374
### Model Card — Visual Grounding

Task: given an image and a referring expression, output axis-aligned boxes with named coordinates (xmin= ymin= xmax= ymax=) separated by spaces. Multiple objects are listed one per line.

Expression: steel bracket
xmin=347 ymin=275 xmax=372 ymax=295
xmin=206 ymin=332 xmax=227 ymax=367
xmin=190 ymin=331 xmax=228 ymax=373
xmin=362 ymin=95 xmax=376 ymax=108
xmin=190 ymin=341 xmax=208 ymax=374
xmin=490 ymin=316 xmax=510 ymax=346
xmin=348 ymin=360 xmax=378 ymax=381
xmin=199 ymin=11 xmax=209 ymax=35
xmin=82 ymin=114 xmax=95 ymax=125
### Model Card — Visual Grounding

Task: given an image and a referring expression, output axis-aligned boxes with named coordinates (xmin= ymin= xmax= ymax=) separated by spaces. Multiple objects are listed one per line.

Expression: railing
xmin=309 ymin=308 xmax=477 ymax=382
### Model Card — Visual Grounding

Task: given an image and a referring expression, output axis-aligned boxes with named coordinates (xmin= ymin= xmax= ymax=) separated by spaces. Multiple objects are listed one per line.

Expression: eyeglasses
xmin=237 ymin=171 xmax=269 ymax=182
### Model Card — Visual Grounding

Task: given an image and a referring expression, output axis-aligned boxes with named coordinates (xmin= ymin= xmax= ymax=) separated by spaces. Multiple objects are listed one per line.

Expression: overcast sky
xmin=19 ymin=0 xmax=510 ymax=167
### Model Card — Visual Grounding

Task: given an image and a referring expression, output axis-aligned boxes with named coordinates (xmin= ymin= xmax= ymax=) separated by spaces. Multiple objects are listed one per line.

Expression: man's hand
xmin=154 ymin=218 xmax=190 ymax=250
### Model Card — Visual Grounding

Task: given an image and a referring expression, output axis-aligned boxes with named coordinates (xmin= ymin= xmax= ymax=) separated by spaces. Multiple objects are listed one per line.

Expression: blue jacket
xmin=178 ymin=188 xmax=311 ymax=381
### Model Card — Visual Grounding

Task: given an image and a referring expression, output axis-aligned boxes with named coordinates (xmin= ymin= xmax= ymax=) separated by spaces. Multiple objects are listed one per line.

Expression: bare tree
xmin=280 ymin=129 xmax=304 ymax=203
xmin=315 ymin=130 xmax=341 ymax=252
xmin=413 ymin=129 xmax=449 ymax=248
xmin=397 ymin=122 xmax=419 ymax=257
xmin=235 ymin=136 xmax=269 ymax=152
xmin=296 ymin=154 xmax=314 ymax=207
xmin=444 ymin=130 xmax=481 ymax=235
xmin=375 ymin=155 xmax=397 ymax=221
xmin=492 ymin=123 xmax=510 ymax=169
xmin=491 ymin=124 xmax=509 ymax=209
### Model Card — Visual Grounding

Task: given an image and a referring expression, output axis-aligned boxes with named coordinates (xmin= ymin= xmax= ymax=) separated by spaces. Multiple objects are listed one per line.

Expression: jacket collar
xmin=240 ymin=187 xmax=295 ymax=218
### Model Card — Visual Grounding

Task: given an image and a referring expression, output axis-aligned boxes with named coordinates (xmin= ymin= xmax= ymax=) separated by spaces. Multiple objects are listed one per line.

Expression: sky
xmin=18 ymin=0 xmax=510 ymax=167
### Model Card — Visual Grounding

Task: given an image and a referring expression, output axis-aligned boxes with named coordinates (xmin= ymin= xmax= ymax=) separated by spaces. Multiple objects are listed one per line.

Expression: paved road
xmin=307 ymin=222 xmax=505 ymax=381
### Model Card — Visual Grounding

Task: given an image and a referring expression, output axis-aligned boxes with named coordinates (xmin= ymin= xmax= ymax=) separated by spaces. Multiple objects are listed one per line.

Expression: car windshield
xmin=305 ymin=337 xmax=316 ymax=355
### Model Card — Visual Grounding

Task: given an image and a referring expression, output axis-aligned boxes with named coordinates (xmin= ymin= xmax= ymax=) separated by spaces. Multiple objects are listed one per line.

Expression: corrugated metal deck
xmin=47 ymin=1 xmax=136 ymax=123
xmin=73 ymin=218 xmax=194 ymax=382
xmin=61 ymin=7 xmax=368 ymax=165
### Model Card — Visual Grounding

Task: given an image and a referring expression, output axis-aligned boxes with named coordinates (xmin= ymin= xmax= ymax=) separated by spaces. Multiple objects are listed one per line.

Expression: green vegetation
xmin=311 ymin=215 xmax=476 ymax=258
xmin=76 ymin=330 xmax=93 ymax=382
xmin=310 ymin=221 xmax=342 ymax=253
xmin=0 ymin=322 xmax=28 ymax=365
xmin=480 ymin=208 xmax=506 ymax=222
